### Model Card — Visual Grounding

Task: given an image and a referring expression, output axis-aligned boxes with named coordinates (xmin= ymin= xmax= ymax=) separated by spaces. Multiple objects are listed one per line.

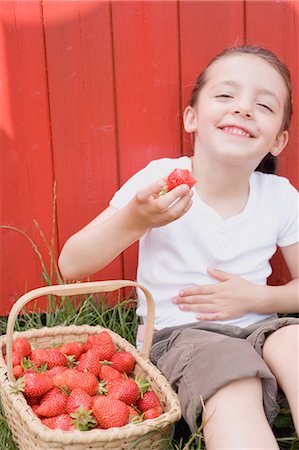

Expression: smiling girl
xmin=59 ymin=46 xmax=298 ymax=448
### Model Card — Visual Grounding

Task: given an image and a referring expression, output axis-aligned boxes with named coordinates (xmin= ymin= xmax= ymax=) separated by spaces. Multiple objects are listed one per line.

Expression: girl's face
xmin=184 ymin=54 xmax=289 ymax=169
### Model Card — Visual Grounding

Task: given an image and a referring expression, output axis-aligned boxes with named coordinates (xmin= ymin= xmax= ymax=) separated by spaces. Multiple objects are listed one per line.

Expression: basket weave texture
xmin=0 ymin=281 xmax=181 ymax=450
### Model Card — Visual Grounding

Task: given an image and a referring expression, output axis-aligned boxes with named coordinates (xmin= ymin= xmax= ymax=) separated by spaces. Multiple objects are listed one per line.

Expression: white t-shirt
xmin=110 ymin=157 xmax=298 ymax=330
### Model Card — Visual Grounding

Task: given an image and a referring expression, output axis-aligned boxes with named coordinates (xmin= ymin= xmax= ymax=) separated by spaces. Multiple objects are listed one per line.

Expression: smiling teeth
xmin=223 ymin=126 xmax=251 ymax=137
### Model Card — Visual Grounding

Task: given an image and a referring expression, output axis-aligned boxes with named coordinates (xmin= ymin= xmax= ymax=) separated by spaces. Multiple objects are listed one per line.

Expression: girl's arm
xmin=58 ymin=180 xmax=193 ymax=280
xmin=254 ymin=242 xmax=299 ymax=314
xmin=173 ymin=242 xmax=298 ymax=320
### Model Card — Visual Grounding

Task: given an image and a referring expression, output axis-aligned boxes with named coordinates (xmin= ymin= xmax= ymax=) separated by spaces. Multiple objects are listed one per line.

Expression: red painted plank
xmin=0 ymin=1 xmax=56 ymax=315
xmin=42 ymin=1 xmax=122 ymax=281
xmin=111 ymin=1 xmax=181 ymax=280
xmin=246 ymin=0 xmax=298 ymax=285
xmin=179 ymin=0 xmax=245 ymax=155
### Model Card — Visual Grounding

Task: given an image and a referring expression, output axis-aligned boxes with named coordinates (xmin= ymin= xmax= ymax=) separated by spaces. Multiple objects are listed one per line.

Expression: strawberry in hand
xmin=160 ymin=168 xmax=197 ymax=195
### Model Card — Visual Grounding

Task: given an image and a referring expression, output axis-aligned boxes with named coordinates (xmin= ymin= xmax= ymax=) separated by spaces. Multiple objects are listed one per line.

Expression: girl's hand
xmin=173 ymin=268 xmax=264 ymax=321
xmin=127 ymin=178 xmax=193 ymax=232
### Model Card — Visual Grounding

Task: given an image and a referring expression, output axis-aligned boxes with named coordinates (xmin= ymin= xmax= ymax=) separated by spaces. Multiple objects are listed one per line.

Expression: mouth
xmin=219 ymin=126 xmax=254 ymax=138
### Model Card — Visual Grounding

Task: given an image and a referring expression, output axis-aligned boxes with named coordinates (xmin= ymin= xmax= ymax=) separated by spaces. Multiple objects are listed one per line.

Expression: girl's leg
xmin=263 ymin=324 xmax=299 ymax=434
xmin=203 ymin=376 xmax=279 ymax=449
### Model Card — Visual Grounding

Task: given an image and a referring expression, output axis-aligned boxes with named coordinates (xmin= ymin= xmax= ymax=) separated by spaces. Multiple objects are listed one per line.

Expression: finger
xmin=176 ymin=302 xmax=216 ymax=313
xmin=136 ymin=179 xmax=166 ymax=202
xmin=173 ymin=294 xmax=214 ymax=305
xmin=207 ymin=267 xmax=233 ymax=282
xmin=178 ymin=285 xmax=215 ymax=297
xmin=164 ymin=190 xmax=193 ymax=218
xmin=158 ymin=184 xmax=192 ymax=210
xmin=196 ymin=312 xmax=225 ymax=321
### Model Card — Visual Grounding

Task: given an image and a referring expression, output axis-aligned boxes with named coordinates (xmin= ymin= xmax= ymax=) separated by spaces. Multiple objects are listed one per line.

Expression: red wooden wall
xmin=0 ymin=0 xmax=298 ymax=316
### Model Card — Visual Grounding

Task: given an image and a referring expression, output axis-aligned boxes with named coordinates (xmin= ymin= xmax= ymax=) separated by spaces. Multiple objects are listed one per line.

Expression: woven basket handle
xmin=5 ymin=280 xmax=155 ymax=382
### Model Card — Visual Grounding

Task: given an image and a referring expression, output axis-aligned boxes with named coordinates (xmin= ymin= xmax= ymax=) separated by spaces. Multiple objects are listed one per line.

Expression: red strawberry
xmin=42 ymin=414 xmax=76 ymax=431
xmin=110 ymin=351 xmax=135 ymax=375
xmin=84 ymin=331 xmax=116 ymax=360
xmin=59 ymin=342 xmax=84 ymax=361
xmin=160 ymin=168 xmax=196 ymax=195
xmin=92 ymin=396 xmax=129 ymax=429
xmin=66 ymin=388 xmax=93 ymax=414
xmin=19 ymin=371 xmax=53 ymax=398
xmin=35 ymin=387 xmax=68 ymax=417
xmin=31 ymin=348 xmax=68 ymax=369
xmin=53 ymin=368 xmax=99 ymax=396
xmin=77 ymin=348 xmax=101 ymax=376
xmin=128 ymin=406 xmax=142 ymax=423
xmin=108 ymin=378 xmax=139 ymax=405
xmin=128 ymin=405 xmax=139 ymax=417
xmin=136 ymin=390 xmax=162 ymax=413
xmin=143 ymin=408 xmax=162 ymax=420
xmin=12 ymin=338 xmax=31 ymax=358
xmin=45 ymin=366 xmax=68 ymax=379
xmin=98 ymin=364 xmax=124 ymax=383
xmin=13 ymin=364 xmax=24 ymax=379
xmin=11 ymin=352 xmax=24 ymax=367
xmin=31 ymin=404 xmax=41 ymax=417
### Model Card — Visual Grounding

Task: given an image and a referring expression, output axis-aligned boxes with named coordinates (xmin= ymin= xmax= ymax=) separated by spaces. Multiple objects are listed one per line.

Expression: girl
xmin=59 ymin=45 xmax=299 ymax=448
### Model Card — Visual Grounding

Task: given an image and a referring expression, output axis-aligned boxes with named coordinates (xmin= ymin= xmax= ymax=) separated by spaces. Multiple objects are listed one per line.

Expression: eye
xmin=215 ymin=94 xmax=233 ymax=99
xmin=257 ymin=103 xmax=274 ymax=113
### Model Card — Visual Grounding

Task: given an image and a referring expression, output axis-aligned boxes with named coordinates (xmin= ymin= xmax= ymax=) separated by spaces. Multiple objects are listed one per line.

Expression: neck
xmin=191 ymin=154 xmax=254 ymax=219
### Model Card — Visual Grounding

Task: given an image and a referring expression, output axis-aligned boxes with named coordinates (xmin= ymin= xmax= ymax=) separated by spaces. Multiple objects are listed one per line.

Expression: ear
xmin=270 ymin=130 xmax=289 ymax=156
xmin=183 ymin=106 xmax=198 ymax=133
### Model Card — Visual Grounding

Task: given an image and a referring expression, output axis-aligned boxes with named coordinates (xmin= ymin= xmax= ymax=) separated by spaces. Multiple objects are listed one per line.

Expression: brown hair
xmin=189 ymin=45 xmax=293 ymax=173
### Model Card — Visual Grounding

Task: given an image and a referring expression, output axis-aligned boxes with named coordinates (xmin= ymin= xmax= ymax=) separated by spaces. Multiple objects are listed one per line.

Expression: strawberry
xmin=70 ymin=405 xmax=97 ymax=431
xmin=160 ymin=168 xmax=197 ymax=195
xmin=59 ymin=342 xmax=84 ymax=361
xmin=66 ymin=388 xmax=92 ymax=414
xmin=13 ymin=364 xmax=24 ymax=379
xmin=35 ymin=387 xmax=68 ymax=417
xmin=77 ymin=348 xmax=101 ymax=376
xmin=92 ymin=396 xmax=130 ymax=429
xmin=31 ymin=404 xmax=41 ymax=417
xmin=42 ymin=414 xmax=76 ymax=431
xmin=136 ymin=390 xmax=162 ymax=413
xmin=108 ymin=378 xmax=139 ymax=405
xmin=143 ymin=408 xmax=162 ymax=420
xmin=110 ymin=351 xmax=135 ymax=375
xmin=12 ymin=338 xmax=31 ymax=358
xmin=11 ymin=352 xmax=24 ymax=367
xmin=19 ymin=371 xmax=53 ymax=398
xmin=84 ymin=331 xmax=116 ymax=360
xmin=45 ymin=366 xmax=68 ymax=379
xmin=53 ymin=368 xmax=99 ymax=396
xmin=98 ymin=364 xmax=124 ymax=383
xmin=30 ymin=348 xmax=68 ymax=369
xmin=128 ymin=406 xmax=142 ymax=423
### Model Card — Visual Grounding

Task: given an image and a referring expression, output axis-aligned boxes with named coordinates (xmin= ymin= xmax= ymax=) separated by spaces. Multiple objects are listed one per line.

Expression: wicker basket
xmin=0 ymin=280 xmax=181 ymax=449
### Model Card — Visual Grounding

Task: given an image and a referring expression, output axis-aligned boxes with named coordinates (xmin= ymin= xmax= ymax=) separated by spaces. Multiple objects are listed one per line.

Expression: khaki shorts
xmin=150 ymin=316 xmax=299 ymax=432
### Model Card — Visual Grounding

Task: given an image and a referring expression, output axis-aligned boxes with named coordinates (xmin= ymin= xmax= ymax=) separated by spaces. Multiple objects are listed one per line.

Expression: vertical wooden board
xmin=42 ymin=1 xmax=122 ymax=281
xmin=246 ymin=0 xmax=298 ymax=285
xmin=111 ymin=0 xmax=181 ymax=280
xmin=0 ymin=1 xmax=56 ymax=315
xmin=112 ymin=0 xmax=181 ymax=180
xmin=246 ymin=0 xmax=298 ymax=187
xmin=179 ymin=0 xmax=245 ymax=155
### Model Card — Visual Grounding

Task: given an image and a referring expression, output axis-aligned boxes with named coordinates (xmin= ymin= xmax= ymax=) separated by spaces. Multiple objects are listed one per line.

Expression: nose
xmin=233 ymin=98 xmax=253 ymax=118
xmin=233 ymin=108 xmax=252 ymax=118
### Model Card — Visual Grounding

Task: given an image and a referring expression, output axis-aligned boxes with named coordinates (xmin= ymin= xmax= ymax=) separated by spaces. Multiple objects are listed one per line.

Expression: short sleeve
xmin=276 ymin=178 xmax=299 ymax=247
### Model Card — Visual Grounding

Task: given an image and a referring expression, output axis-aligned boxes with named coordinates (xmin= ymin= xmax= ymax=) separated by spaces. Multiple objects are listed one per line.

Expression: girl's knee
xmin=206 ymin=376 xmax=263 ymax=408
xmin=263 ymin=324 xmax=299 ymax=362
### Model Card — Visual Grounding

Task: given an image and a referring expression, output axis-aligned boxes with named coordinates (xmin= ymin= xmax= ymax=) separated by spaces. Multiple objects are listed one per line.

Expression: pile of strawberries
xmin=8 ymin=332 xmax=163 ymax=431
